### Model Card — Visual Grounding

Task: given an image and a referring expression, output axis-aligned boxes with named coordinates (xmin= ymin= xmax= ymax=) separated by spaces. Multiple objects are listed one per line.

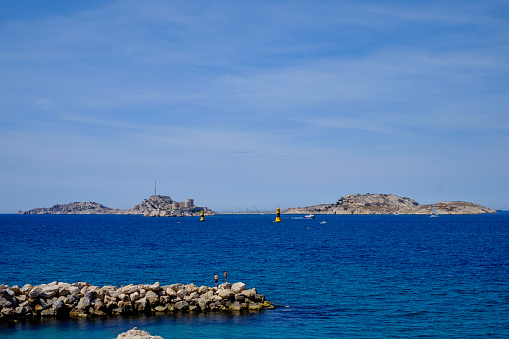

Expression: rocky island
xmin=18 ymin=195 xmax=214 ymax=217
xmin=284 ymin=193 xmax=496 ymax=215
xmin=0 ymin=281 xmax=273 ymax=322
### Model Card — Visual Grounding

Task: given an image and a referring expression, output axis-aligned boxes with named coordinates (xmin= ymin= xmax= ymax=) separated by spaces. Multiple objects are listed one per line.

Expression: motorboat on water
xmin=304 ymin=214 xmax=315 ymax=219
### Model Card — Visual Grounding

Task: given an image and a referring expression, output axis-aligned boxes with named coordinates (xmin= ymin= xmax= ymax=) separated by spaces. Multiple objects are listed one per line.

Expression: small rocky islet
xmin=0 ymin=281 xmax=273 ymax=322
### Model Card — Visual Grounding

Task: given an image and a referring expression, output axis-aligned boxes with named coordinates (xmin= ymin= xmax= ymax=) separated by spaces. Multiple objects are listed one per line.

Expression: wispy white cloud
xmin=1 ymin=0 xmax=508 ymax=212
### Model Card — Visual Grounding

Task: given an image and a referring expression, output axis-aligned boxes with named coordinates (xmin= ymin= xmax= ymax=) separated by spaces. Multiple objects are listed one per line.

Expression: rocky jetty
xmin=18 ymin=195 xmax=214 ymax=216
xmin=0 ymin=281 xmax=273 ymax=322
xmin=117 ymin=327 xmax=163 ymax=339
xmin=284 ymin=193 xmax=496 ymax=215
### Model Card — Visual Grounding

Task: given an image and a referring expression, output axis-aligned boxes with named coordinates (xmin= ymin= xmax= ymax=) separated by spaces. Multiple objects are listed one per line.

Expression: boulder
xmin=165 ymin=288 xmax=177 ymax=298
xmin=1 ymin=307 xmax=14 ymax=318
xmin=15 ymin=305 xmax=31 ymax=316
xmin=134 ymin=297 xmax=150 ymax=312
xmin=104 ymin=295 xmax=117 ymax=304
xmin=231 ymin=282 xmax=246 ymax=294
xmin=1 ymin=289 xmax=15 ymax=298
xmin=169 ymin=284 xmax=184 ymax=292
xmin=116 ymin=327 xmax=163 ymax=339
xmin=0 ymin=296 xmax=14 ymax=308
xmin=254 ymin=294 xmax=265 ymax=302
xmin=130 ymin=291 xmax=140 ymax=302
xmin=198 ymin=301 xmax=208 ymax=311
xmin=176 ymin=289 xmax=187 ymax=298
xmin=38 ymin=298 xmax=49 ymax=310
xmin=41 ymin=285 xmax=59 ymax=298
xmin=58 ymin=287 xmax=69 ymax=296
xmin=145 ymin=291 xmax=159 ymax=305
xmin=21 ymin=284 xmax=33 ymax=295
xmin=84 ymin=291 xmax=96 ymax=300
xmin=70 ymin=308 xmax=89 ymax=318
xmin=92 ymin=298 xmax=104 ymax=310
xmin=218 ymin=283 xmax=232 ymax=290
xmin=159 ymin=296 xmax=170 ymax=305
xmin=76 ymin=297 xmax=91 ymax=310
xmin=241 ymin=288 xmax=256 ymax=299
xmin=185 ymin=284 xmax=198 ymax=294
xmin=119 ymin=294 xmax=130 ymax=302
xmin=68 ymin=286 xmax=79 ymax=295
xmin=10 ymin=285 xmax=21 ymax=295
xmin=28 ymin=287 xmax=42 ymax=298
xmin=52 ymin=299 xmax=66 ymax=310
xmin=235 ymin=294 xmax=246 ymax=302
xmin=174 ymin=301 xmax=189 ymax=311
xmin=153 ymin=305 xmax=167 ymax=312
xmin=16 ymin=295 xmax=27 ymax=303
xmin=211 ymin=295 xmax=223 ymax=302
xmin=122 ymin=285 xmax=138 ymax=295
xmin=229 ymin=301 xmax=242 ymax=311
xmin=65 ymin=293 xmax=80 ymax=305
xmin=217 ymin=289 xmax=234 ymax=300
xmin=148 ymin=282 xmax=161 ymax=292
xmin=248 ymin=302 xmax=263 ymax=311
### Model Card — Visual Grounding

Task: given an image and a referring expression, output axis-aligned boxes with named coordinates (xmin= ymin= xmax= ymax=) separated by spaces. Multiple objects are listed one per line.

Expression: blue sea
xmin=1 ymin=213 xmax=508 ymax=338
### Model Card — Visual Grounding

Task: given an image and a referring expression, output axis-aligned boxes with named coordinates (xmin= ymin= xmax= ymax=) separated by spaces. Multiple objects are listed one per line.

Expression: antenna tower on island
xmin=154 ymin=181 xmax=157 ymax=196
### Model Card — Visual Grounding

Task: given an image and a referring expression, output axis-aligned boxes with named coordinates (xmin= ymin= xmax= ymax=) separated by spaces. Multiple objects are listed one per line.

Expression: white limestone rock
xmin=41 ymin=285 xmax=59 ymax=298
xmin=116 ymin=327 xmax=163 ymax=339
xmin=231 ymin=282 xmax=246 ymax=294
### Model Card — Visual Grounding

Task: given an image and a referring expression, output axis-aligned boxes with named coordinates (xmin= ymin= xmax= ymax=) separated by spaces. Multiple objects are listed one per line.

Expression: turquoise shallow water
xmin=1 ymin=213 xmax=508 ymax=338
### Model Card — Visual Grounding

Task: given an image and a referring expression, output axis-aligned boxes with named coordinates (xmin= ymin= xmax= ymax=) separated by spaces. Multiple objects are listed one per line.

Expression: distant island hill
xmin=283 ymin=193 xmax=496 ymax=215
xmin=18 ymin=193 xmax=496 ymax=216
xmin=18 ymin=195 xmax=214 ymax=217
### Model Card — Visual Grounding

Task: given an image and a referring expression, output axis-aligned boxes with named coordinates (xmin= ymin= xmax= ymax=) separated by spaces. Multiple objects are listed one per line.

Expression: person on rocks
xmin=223 ymin=271 xmax=227 ymax=283
xmin=214 ymin=274 xmax=218 ymax=287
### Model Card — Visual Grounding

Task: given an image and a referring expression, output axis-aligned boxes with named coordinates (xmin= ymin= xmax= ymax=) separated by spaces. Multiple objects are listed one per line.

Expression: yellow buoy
xmin=274 ymin=207 xmax=282 ymax=223
xmin=200 ymin=210 xmax=205 ymax=221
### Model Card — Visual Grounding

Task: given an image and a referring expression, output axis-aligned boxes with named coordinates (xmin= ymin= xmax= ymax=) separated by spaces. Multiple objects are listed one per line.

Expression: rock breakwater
xmin=0 ymin=281 xmax=273 ymax=322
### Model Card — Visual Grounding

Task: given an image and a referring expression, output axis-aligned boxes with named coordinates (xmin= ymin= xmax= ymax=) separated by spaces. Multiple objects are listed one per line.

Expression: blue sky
xmin=1 ymin=0 xmax=508 ymax=213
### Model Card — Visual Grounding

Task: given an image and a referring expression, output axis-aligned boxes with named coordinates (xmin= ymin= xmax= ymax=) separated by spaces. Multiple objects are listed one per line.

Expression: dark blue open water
xmin=1 ymin=213 xmax=508 ymax=338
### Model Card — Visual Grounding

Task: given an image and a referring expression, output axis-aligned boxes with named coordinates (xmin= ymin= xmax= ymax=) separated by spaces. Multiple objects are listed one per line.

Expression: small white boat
xmin=320 ymin=221 xmax=327 ymax=224
xmin=430 ymin=204 xmax=439 ymax=217
xmin=304 ymin=214 xmax=315 ymax=219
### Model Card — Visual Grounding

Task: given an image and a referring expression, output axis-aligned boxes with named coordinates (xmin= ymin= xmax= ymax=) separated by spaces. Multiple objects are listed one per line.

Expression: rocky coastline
xmin=283 ymin=193 xmax=496 ymax=215
xmin=0 ymin=281 xmax=273 ymax=322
